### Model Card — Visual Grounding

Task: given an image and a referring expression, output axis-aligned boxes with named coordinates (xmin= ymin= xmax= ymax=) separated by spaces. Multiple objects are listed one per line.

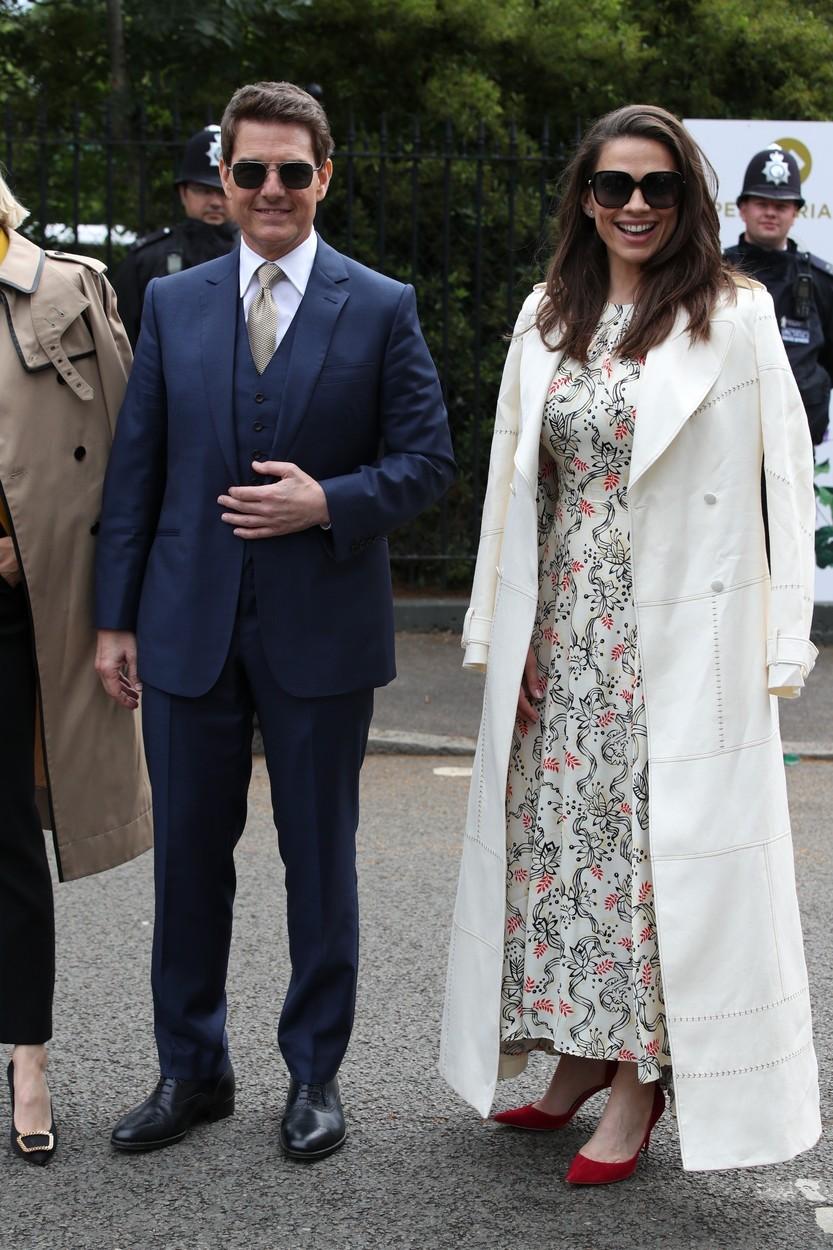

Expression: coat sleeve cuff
xmin=767 ymin=661 xmax=805 ymax=698
xmin=463 ymin=641 xmax=489 ymax=672
xmin=461 ymin=607 xmax=492 ymax=671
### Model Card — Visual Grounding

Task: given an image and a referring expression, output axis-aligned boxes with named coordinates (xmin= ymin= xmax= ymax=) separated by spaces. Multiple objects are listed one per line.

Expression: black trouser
xmin=0 ymin=579 xmax=54 ymax=1044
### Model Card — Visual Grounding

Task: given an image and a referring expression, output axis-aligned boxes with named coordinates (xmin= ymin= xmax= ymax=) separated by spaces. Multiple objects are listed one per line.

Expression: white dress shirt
xmin=239 ymin=229 xmax=318 ymax=353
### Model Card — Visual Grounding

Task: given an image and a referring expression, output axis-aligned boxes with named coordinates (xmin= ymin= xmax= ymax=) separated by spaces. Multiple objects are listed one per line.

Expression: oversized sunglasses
xmin=588 ymin=170 xmax=685 ymax=210
xmin=230 ymin=160 xmax=322 ymax=190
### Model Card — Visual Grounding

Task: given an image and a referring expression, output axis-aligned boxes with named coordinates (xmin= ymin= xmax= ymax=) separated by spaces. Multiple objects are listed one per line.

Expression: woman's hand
xmin=518 ymin=645 xmax=545 ymax=722
xmin=0 ymin=536 xmax=21 ymax=587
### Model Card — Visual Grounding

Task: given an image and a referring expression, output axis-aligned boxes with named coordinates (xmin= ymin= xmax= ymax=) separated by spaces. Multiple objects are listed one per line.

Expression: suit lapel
xmin=629 ymin=311 xmax=735 ymax=492
xmin=272 ymin=239 xmax=350 ymax=460
xmin=200 ymin=249 xmax=240 ymax=482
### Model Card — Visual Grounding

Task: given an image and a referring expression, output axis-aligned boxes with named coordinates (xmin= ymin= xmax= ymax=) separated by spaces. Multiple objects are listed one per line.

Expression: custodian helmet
xmin=175 ymin=125 xmax=223 ymax=189
xmin=737 ymin=144 xmax=805 ymax=207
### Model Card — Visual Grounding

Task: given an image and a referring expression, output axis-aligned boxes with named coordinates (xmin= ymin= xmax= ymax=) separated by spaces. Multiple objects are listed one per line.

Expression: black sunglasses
xmin=230 ymin=160 xmax=322 ymax=190
xmin=588 ymin=170 xmax=685 ymax=210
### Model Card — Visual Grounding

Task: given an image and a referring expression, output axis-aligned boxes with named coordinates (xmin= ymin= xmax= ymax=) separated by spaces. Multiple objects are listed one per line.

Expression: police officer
xmin=113 ymin=125 xmax=238 ymax=346
xmin=725 ymin=143 xmax=833 ymax=444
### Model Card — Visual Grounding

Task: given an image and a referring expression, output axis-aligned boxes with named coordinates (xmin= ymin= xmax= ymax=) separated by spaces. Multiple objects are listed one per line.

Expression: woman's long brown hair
xmin=535 ymin=104 xmax=735 ymax=361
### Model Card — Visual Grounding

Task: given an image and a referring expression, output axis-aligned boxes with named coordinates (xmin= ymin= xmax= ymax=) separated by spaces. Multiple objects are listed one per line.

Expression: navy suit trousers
xmin=142 ymin=562 xmax=373 ymax=1083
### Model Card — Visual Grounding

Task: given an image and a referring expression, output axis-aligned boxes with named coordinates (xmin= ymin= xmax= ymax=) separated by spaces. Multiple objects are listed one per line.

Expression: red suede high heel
xmin=565 ymin=1081 xmax=665 ymax=1185
xmin=492 ymin=1061 xmax=617 ymax=1131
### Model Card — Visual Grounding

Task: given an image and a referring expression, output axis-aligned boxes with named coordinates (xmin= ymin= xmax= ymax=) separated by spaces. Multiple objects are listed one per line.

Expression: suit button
xmin=253 ymin=422 xmax=265 ymax=432
xmin=711 ymin=580 xmax=724 ymax=593
xmin=74 ymin=446 xmax=86 ymax=460
xmin=56 ymin=372 xmax=67 ymax=386
xmin=704 ymin=492 xmax=717 ymax=505
xmin=253 ymin=450 xmax=265 ymax=460
xmin=255 ymin=393 xmax=266 ymax=404
xmin=90 ymin=521 xmax=100 ymax=536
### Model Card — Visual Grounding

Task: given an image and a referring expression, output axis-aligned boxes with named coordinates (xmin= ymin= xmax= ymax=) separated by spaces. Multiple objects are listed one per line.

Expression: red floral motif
xmin=548 ymin=374 xmax=570 ymax=395
xmin=615 ymin=422 xmax=629 ymax=441
xmin=604 ymin=472 xmax=620 ymax=492
xmin=619 ymin=1047 xmax=638 ymax=1062
xmin=641 ymin=963 xmax=652 ymax=986
xmin=618 ymin=936 xmax=634 ymax=950
xmin=522 ymin=811 xmax=532 ymax=829
xmin=604 ymin=892 xmax=618 ymax=911
xmin=590 ymin=864 xmax=604 ymax=880
xmin=621 ymin=802 xmax=632 ymax=815
xmin=564 ymin=751 xmax=580 ymax=770
xmin=600 ymin=613 xmax=613 ymax=630
xmin=558 ymin=999 xmax=574 ymax=1016
xmin=540 ymin=458 xmax=555 ymax=478
xmin=595 ymin=958 xmax=614 ymax=974
xmin=534 ymin=941 xmax=548 ymax=958
xmin=611 ymin=642 xmax=625 ymax=662
xmin=561 ymin=573 xmax=571 ymax=591
xmin=536 ymin=873 xmax=554 ymax=894
xmin=573 ymin=456 xmax=589 ymax=472
xmin=618 ymin=687 xmax=634 ymax=702
xmin=639 ymin=924 xmax=654 ymax=944
xmin=638 ymin=881 xmax=653 ymax=903
xmin=524 ymin=976 xmax=536 ymax=992
xmin=507 ymin=914 xmax=523 ymax=935
xmin=603 ymin=356 xmax=613 ymax=378
xmin=542 ymin=626 xmax=557 ymax=642
xmin=571 ymin=559 xmax=585 ymax=573
xmin=597 ymin=710 xmax=615 ymax=728
xmin=555 ymin=506 xmax=564 ymax=522
xmin=543 ymin=757 xmax=560 ymax=773
xmin=533 ymin=998 xmax=555 ymax=1014
xmin=514 ymin=868 xmax=529 ymax=883
xmin=550 ymin=571 xmax=559 ymax=589
xmin=517 ymin=719 xmax=529 ymax=737
xmin=579 ymin=498 xmax=595 ymax=516
xmin=645 ymin=1038 xmax=660 ymax=1056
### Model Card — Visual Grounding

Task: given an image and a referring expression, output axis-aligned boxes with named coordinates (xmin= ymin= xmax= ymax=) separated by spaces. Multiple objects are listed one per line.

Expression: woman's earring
xmin=586 ymin=208 xmax=594 ymax=218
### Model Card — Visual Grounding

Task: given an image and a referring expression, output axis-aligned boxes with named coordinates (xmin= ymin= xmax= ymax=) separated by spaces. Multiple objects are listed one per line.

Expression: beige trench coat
xmin=440 ymin=280 xmax=821 ymax=1171
xmin=0 ymin=229 xmax=152 ymax=881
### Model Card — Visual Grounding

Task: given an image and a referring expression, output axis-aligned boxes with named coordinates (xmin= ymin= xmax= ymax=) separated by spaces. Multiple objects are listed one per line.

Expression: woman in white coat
xmin=440 ymin=104 xmax=820 ymax=1182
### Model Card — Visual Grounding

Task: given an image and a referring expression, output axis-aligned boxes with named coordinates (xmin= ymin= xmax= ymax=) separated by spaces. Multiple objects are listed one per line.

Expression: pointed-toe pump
xmin=565 ymin=1081 xmax=665 ymax=1185
xmin=7 ymin=1060 xmax=57 ymax=1166
xmin=493 ymin=1060 xmax=618 ymax=1131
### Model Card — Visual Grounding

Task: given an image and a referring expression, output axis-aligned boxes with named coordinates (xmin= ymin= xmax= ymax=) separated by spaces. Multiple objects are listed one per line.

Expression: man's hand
xmin=0 ymin=536 xmax=21 ymax=588
xmin=218 ymin=461 xmax=330 ymax=539
xmin=95 ymin=629 xmax=141 ymax=710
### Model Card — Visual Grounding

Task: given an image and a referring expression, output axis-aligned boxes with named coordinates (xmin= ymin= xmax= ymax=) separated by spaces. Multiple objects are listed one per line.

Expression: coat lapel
xmin=629 ymin=311 xmax=735 ymax=492
xmin=271 ymin=239 xmax=350 ymax=460
xmin=514 ymin=321 xmax=564 ymax=486
xmin=199 ymin=249 xmax=240 ymax=482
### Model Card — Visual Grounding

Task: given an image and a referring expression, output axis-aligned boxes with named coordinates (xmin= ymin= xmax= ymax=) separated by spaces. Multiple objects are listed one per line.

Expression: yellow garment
xmin=0 ymin=229 xmax=11 ymax=532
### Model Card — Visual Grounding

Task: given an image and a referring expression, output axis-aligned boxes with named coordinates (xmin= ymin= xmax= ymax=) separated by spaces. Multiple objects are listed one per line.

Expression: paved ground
xmin=4 ymin=640 xmax=833 ymax=1250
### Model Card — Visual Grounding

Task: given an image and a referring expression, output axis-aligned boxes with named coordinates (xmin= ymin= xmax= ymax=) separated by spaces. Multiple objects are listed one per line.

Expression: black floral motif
xmin=501 ymin=304 xmax=670 ymax=1081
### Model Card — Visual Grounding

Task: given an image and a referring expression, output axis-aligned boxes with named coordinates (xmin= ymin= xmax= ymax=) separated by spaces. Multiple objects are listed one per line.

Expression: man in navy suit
xmin=95 ymin=81 xmax=454 ymax=1160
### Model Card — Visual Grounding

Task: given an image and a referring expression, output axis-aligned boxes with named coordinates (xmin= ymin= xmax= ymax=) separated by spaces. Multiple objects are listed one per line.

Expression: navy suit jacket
xmin=95 ymin=238 xmax=455 ymax=698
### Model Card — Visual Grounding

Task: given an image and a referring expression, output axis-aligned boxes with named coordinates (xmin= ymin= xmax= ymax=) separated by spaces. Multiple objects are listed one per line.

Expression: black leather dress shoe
xmin=280 ymin=1077 xmax=346 ymax=1160
xmin=111 ymin=1066 xmax=235 ymax=1152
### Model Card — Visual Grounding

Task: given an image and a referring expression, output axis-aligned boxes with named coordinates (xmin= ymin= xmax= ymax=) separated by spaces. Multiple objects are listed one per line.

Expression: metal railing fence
xmin=2 ymin=103 xmax=576 ymax=588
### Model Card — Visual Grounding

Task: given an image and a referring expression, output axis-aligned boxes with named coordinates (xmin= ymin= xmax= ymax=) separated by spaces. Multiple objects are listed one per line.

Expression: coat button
xmin=90 ymin=521 xmax=100 ymax=536
xmin=56 ymin=372 xmax=67 ymax=386
xmin=711 ymin=579 xmax=724 ymax=593
xmin=704 ymin=492 xmax=717 ymax=505
xmin=255 ymin=393 xmax=266 ymax=404
xmin=253 ymin=422 xmax=265 ymax=432
xmin=74 ymin=446 xmax=86 ymax=461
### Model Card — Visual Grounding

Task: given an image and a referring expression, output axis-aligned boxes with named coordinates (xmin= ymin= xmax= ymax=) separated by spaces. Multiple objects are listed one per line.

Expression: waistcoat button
xmin=74 ymin=446 xmax=86 ymax=461
xmin=704 ymin=492 xmax=717 ymax=505
xmin=711 ymin=579 xmax=724 ymax=593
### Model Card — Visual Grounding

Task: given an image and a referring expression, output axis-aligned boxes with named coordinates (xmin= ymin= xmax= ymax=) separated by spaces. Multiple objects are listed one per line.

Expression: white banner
xmin=685 ymin=117 xmax=833 ymax=604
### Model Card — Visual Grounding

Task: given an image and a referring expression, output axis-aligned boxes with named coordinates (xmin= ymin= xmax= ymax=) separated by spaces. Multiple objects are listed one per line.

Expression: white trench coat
xmin=440 ymin=280 xmax=821 ymax=1171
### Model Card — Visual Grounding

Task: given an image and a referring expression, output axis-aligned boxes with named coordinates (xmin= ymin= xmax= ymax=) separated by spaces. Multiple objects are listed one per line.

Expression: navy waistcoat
xmin=233 ymin=297 xmax=299 ymax=484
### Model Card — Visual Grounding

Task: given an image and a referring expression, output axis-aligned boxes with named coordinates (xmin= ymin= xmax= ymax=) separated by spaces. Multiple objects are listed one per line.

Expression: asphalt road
xmin=4 ymin=641 xmax=833 ymax=1249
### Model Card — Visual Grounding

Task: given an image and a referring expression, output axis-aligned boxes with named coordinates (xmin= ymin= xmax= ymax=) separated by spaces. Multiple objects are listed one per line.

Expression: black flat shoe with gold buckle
xmin=7 ymin=1060 xmax=57 ymax=1166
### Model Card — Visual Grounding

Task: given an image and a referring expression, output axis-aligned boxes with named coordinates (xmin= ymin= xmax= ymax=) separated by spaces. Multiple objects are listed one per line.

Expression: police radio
xmin=794 ymin=256 xmax=813 ymax=321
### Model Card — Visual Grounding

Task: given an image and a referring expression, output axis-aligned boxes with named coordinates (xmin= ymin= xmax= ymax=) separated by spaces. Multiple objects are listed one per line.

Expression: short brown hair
xmin=536 ymin=104 xmax=734 ymax=362
xmin=221 ymin=81 xmax=334 ymax=167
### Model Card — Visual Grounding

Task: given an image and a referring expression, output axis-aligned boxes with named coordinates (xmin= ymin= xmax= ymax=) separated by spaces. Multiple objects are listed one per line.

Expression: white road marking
xmin=796 ymin=1179 xmax=830 ymax=1203
xmin=433 ymin=766 xmax=473 ymax=778
xmin=815 ymin=1208 xmax=833 ymax=1234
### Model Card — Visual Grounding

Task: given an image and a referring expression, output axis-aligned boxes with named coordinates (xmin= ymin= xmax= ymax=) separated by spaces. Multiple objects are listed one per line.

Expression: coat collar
xmin=0 ymin=229 xmax=44 ymax=294
xmin=513 ymin=298 xmax=735 ymax=492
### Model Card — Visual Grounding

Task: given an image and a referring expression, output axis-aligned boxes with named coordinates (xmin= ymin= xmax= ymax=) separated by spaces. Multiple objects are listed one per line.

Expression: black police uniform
xmin=725 ymin=144 xmax=833 ymax=445
xmin=113 ymin=218 xmax=238 ymax=347
xmin=112 ymin=125 xmax=238 ymax=347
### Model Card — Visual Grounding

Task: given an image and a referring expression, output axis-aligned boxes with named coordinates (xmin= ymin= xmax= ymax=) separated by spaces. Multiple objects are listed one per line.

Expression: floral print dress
xmin=500 ymin=303 xmax=670 ymax=1084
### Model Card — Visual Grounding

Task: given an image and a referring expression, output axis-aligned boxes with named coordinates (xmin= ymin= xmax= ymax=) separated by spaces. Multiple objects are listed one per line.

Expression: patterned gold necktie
xmin=247 ymin=261 xmax=283 ymax=374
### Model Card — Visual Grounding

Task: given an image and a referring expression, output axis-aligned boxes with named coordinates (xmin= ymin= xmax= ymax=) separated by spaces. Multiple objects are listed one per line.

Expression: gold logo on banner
xmin=776 ymin=136 xmax=812 ymax=183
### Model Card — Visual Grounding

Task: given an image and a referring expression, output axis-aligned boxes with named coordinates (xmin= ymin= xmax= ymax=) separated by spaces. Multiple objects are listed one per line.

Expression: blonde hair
xmin=0 ymin=168 xmax=29 ymax=230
